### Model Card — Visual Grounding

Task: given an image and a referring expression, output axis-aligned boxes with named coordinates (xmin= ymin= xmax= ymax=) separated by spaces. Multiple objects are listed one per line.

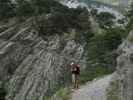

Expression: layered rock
xmin=0 ymin=19 xmax=84 ymax=100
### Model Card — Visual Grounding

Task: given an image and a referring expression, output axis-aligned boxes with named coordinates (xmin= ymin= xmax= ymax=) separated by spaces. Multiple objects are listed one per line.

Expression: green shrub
xmin=44 ymin=96 xmax=51 ymax=100
xmin=80 ymin=65 xmax=113 ymax=84
xmin=107 ymin=80 xmax=120 ymax=100
xmin=0 ymin=82 xmax=6 ymax=100
xmin=53 ymin=88 xmax=71 ymax=100
xmin=43 ymin=88 xmax=71 ymax=100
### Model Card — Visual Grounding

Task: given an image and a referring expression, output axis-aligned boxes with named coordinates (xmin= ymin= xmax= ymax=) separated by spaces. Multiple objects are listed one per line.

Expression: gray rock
xmin=117 ymin=31 xmax=133 ymax=100
xmin=0 ymin=20 xmax=84 ymax=100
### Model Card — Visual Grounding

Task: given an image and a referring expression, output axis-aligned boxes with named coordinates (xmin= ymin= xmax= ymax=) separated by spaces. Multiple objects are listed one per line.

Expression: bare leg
xmin=75 ymin=80 xmax=78 ymax=89
xmin=72 ymin=74 xmax=76 ymax=89
xmin=76 ymin=75 xmax=79 ymax=89
xmin=77 ymin=80 xmax=79 ymax=89
xmin=74 ymin=80 xmax=76 ymax=89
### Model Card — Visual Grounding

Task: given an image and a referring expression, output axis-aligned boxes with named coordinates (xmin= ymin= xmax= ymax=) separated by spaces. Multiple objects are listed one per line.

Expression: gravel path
xmin=71 ymin=74 xmax=114 ymax=100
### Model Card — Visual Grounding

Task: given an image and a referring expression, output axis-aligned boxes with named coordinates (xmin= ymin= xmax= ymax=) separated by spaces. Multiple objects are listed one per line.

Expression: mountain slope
xmin=0 ymin=19 xmax=84 ymax=100
xmin=0 ymin=0 xmax=93 ymax=99
xmin=95 ymin=0 xmax=129 ymax=7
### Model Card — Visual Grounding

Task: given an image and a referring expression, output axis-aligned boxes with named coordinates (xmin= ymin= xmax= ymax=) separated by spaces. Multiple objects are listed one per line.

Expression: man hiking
xmin=70 ymin=61 xmax=80 ymax=89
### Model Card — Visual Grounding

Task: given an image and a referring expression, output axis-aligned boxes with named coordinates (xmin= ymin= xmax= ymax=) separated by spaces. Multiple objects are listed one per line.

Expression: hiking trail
xmin=71 ymin=74 xmax=114 ymax=100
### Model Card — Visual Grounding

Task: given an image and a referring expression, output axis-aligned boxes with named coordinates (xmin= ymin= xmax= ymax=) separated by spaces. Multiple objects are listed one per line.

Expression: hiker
xmin=70 ymin=62 xmax=80 ymax=89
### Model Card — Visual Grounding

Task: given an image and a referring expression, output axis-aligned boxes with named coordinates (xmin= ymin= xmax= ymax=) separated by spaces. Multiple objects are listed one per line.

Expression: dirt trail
xmin=71 ymin=74 xmax=114 ymax=100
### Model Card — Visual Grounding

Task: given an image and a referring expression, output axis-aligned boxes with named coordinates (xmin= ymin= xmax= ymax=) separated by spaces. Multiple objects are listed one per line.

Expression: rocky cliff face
xmin=117 ymin=31 xmax=133 ymax=100
xmin=0 ymin=19 xmax=84 ymax=100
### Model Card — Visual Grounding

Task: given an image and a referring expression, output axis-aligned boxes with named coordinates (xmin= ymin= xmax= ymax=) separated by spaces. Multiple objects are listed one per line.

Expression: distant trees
xmin=90 ymin=8 xmax=116 ymax=29
xmin=126 ymin=2 xmax=133 ymax=32
xmin=96 ymin=12 xmax=116 ymax=29
xmin=127 ymin=2 xmax=133 ymax=18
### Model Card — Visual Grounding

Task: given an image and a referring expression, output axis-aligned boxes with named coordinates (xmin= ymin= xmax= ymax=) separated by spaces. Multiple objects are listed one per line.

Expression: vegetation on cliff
xmin=0 ymin=0 xmax=130 ymax=99
xmin=107 ymin=80 xmax=120 ymax=100
xmin=0 ymin=0 xmax=123 ymax=85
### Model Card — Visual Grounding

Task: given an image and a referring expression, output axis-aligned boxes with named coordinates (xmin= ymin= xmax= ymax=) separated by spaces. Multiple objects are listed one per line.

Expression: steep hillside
xmin=0 ymin=18 xmax=85 ymax=100
xmin=0 ymin=0 xmax=130 ymax=100
xmin=0 ymin=0 xmax=93 ymax=99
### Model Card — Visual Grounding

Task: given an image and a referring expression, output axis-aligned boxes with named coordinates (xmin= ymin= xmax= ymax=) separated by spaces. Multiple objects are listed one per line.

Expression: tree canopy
xmin=96 ymin=12 xmax=116 ymax=29
xmin=0 ymin=0 xmax=14 ymax=19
